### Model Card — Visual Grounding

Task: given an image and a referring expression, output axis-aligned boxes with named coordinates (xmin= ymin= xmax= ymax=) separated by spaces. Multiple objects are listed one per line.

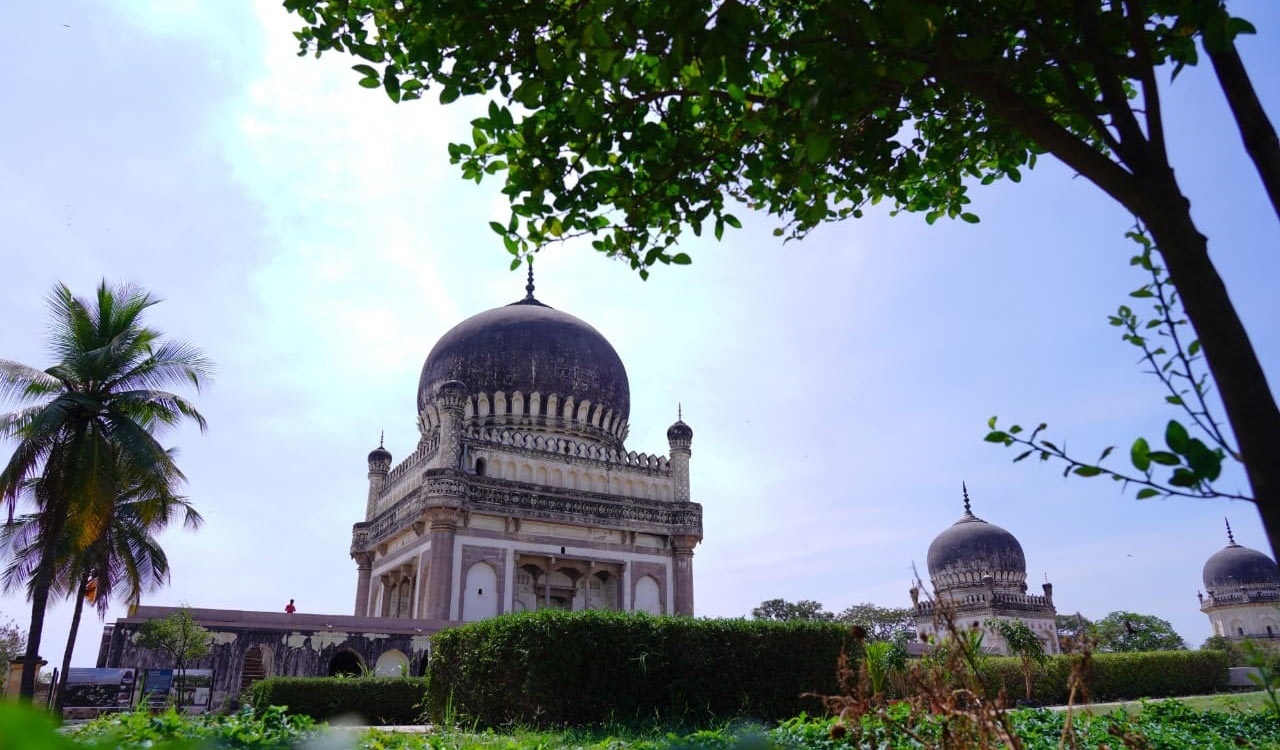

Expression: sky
xmin=1 ymin=2 xmax=1278 ymax=668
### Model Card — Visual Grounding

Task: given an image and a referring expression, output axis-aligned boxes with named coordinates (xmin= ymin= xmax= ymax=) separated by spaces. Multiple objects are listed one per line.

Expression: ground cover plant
xmin=6 ymin=700 xmax=1274 ymax=750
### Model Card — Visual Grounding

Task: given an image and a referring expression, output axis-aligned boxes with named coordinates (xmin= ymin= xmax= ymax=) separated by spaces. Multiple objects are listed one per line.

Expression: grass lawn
xmin=1058 ymin=690 xmax=1273 ymax=716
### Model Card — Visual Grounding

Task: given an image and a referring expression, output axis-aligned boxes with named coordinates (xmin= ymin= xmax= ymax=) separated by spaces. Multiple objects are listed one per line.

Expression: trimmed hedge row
xmin=425 ymin=610 xmax=855 ymax=726
xmin=981 ymin=650 xmax=1229 ymax=704
xmin=248 ymin=677 xmax=428 ymax=724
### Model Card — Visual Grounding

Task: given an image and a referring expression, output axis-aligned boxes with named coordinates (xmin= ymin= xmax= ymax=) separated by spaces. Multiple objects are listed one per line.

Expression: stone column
xmin=672 ymin=535 xmax=698 ymax=616
xmin=352 ymin=552 xmax=374 ymax=617
xmin=424 ymin=508 xmax=460 ymax=620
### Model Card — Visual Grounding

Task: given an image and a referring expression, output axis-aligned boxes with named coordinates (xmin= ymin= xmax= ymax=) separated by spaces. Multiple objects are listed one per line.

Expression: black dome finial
xmin=1226 ymin=517 xmax=1238 ymax=546
xmin=525 ymin=258 xmax=535 ymax=300
xmin=962 ymin=481 xmax=973 ymax=516
xmin=379 ymin=430 xmax=384 ymax=448
xmin=678 ymin=402 xmax=682 ymax=421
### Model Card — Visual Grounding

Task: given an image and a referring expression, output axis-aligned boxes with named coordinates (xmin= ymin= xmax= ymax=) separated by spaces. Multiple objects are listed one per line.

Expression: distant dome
xmin=1203 ymin=542 xmax=1280 ymax=590
xmin=417 ymin=296 xmax=630 ymax=427
xmin=667 ymin=419 xmax=693 ymax=443
xmin=368 ymin=444 xmax=392 ymax=464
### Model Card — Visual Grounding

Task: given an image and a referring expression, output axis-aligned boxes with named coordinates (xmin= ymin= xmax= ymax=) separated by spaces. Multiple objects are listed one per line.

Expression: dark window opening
xmin=475 ymin=458 xmax=486 ymax=476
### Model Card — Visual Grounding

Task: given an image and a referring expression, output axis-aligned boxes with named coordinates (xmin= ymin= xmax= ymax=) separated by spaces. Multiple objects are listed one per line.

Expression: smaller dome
xmin=667 ymin=419 xmax=693 ymax=443
xmin=368 ymin=434 xmax=392 ymax=465
xmin=1204 ymin=542 xmax=1279 ymax=590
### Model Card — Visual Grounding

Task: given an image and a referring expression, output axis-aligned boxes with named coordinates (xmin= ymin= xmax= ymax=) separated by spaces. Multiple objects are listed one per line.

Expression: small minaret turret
xmin=434 ymin=380 xmax=467 ymax=470
xmin=366 ymin=432 xmax=392 ymax=520
xmin=667 ymin=404 xmax=693 ymax=503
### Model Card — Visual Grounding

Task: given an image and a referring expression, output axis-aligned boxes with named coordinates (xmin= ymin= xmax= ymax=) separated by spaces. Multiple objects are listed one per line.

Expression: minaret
xmin=667 ymin=405 xmax=693 ymax=503
xmin=366 ymin=432 xmax=392 ymax=521
xmin=433 ymin=380 xmax=467 ymax=470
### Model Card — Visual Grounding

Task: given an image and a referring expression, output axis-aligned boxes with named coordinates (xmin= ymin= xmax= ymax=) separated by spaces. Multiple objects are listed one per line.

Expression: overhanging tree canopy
xmin=285 ymin=0 xmax=1280 ymax=551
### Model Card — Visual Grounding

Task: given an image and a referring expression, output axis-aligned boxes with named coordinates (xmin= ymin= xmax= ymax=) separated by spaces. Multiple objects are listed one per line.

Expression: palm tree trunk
xmin=19 ymin=505 xmax=68 ymax=701
xmin=53 ymin=577 xmax=88 ymax=714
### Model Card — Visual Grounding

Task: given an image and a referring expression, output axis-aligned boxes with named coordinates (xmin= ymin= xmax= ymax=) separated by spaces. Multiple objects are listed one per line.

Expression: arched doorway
xmin=328 ymin=649 xmax=365 ymax=677
xmin=239 ymin=645 xmax=272 ymax=692
xmin=374 ymin=649 xmax=409 ymax=677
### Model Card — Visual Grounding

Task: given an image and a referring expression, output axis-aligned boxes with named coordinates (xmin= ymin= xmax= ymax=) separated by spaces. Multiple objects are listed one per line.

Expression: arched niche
xmin=634 ymin=575 xmax=662 ymax=615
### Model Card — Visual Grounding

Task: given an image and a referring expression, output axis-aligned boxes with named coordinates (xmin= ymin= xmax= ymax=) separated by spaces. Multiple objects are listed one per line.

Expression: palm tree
xmin=0 ymin=282 xmax=210 ymax=699
xmin=1 ymin=455 xmax=202 ymax=711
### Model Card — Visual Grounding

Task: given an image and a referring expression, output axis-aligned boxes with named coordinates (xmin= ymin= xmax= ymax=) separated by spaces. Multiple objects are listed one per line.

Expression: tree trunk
xmin=1209 ymin=40 xmax=1280 ymax=225
xmin=53 ymin=577 xmax=88 ymax=714
xmin=1140 ymin=182 xmax=1280 ymax=557
xmin=19 ymin=506 xmax=68 ymax=701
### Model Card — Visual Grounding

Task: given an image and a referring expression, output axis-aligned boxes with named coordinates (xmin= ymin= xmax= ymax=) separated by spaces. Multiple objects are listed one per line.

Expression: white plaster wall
xmin=1209 ymin=603 xmax=1280 ymax=638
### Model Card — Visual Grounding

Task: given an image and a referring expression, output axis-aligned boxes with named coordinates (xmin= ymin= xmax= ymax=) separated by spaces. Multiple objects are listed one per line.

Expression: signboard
xmin=140 ymin=669 xmax=214 ymax=714
xmin=61 ymin=668 xmax=136 ymax=716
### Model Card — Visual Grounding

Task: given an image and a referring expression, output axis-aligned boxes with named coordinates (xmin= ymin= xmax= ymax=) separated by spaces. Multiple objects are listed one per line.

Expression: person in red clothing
xmin=285 ymin=599 xmax=296 ymax=614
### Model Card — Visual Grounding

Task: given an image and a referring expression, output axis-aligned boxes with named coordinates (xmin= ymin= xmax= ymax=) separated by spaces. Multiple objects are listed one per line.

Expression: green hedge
xmin=426 ymin=610 xmax=855 ymax=727
xmin=248 ymin=677 xmax=428 ymax=724
xmin=981 ymin=650 xmax=1229 ymax=704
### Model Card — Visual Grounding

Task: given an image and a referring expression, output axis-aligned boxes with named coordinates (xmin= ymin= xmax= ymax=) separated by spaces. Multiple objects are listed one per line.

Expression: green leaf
xmin=1147 ymin=451 xmax=1180 ymax=466
xmin=672 ymin=253 xmax=692 ymax=265
xmin=489 ymin=221 xmax=507 ymax=236
xmin=509 ymin=257 xmax=522 ymax=271
xmin=1165 ymin=420 xmax=1190 ymax=454
xmin=1130 ymin=437 xmax=1151 ymax=472
xmin=1073 ymin=465 xmax=1103 ymax=477
xmin=352 ymin=64 xmax=378 ymax=78
xmin=1135 ymin=488 xmax=1160 ymax=499
xmin=960 ymin=212 xmax=980 ymax=224
xmin=358 ymin=78 xmax=380 ymax=89
xmin=722 ymin=214 xmax=742 ymax=229
xmin=1012 ymin=450 xmax=1033 ymax=462
xmin=804 ymin=133 xmax=833 ymax=162
xmin=987 ymin=416 xmax=997 ymax=429
xmin=984 ymin=431 xmax=1009 ymax=443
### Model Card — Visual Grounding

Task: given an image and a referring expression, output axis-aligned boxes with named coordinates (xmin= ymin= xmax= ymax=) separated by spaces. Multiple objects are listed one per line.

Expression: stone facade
xmin=97 ymin=606 xmax=446 ymax=709
xmin=351 ymin=286 xmax=702 ymax=622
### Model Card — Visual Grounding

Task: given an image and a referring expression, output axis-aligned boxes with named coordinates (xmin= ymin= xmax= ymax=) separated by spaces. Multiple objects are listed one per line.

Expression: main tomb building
xmin=353 ymin=276 xmax=703 ymax=620
xmin=98 ymin=276 xmax=702 ymax=702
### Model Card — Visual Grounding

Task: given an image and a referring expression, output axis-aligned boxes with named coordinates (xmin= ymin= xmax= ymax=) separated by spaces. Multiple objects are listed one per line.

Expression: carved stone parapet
xmin=423 ymin=470 xmax=467 ymax=499
xmin=351 ymin=550 xmax=375 ymax=569
xmin=465 ymin=477 xmax=703 ymax=532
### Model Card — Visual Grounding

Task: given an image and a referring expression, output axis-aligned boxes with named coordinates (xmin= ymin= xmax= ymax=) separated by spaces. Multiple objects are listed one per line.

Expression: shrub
xmin=980 ymin=649 xmax=1228 ymax=704
xmin=248 ymin=677 xmax=428 ymax=724
xmin=426 ymin=610 xmax=855 ymax=727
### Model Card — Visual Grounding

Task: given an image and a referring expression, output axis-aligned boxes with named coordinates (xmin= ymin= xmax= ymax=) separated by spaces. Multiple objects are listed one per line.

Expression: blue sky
xmin=1 ymin=1 xmax=1278 ymax=667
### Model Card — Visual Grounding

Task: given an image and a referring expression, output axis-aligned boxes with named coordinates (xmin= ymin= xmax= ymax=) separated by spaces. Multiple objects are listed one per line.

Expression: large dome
xmin=417 ymin=297 xmax=630 ymax=424
xmin=1203 ymin=542 xmax=1280 ymax=590
xmin=927 ymin=490 xmax=1026 ymax=589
